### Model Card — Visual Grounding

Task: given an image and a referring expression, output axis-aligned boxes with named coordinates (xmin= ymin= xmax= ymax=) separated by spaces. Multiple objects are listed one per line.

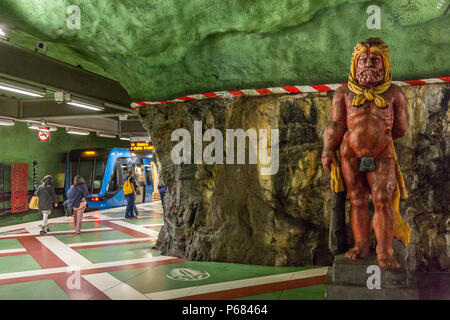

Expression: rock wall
xmin=138 ymin=83 xmax=449 ymax=271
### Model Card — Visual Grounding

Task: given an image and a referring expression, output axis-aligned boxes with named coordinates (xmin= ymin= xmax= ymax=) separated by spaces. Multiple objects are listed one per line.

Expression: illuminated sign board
xmin=129 ymin=142 xmax=153 ymax=151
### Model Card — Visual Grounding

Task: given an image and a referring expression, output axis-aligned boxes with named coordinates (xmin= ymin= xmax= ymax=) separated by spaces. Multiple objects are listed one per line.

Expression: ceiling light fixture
xmin=27 ymin=123 xmax=57 ymax=131
xmin=120 ymin=137 xmax=130 ymax=141
xmin=67 ymin=99 xmax=104 ymax=111
xmin=0 ymin=28 xmax=8 ymax=41
xmin=97 ymin=132 xmax=116 ymax=139
xmin=0 ymin=118 xmax=15 ymax=126
xmin=66 ymin=128 xmax=90 ymax=136
xmin=0 ymin=78 xmax=45 ymax=97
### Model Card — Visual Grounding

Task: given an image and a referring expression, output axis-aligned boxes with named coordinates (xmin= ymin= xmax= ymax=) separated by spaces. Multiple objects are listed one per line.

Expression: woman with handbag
xmin=36 ymin=175 xmax=58 ymax=235
xmin=67 ymin=176 xmax=89 ymax=234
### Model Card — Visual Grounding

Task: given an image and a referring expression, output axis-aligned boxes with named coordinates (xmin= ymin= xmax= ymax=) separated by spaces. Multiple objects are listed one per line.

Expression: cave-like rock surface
xmin=1 ymin=0 xmax=448 ymax=101
xmin=139 ymin=83 xmax=449 ymax=271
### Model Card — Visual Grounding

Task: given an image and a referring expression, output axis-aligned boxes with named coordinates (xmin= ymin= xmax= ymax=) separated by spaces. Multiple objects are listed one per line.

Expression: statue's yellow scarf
xmin=348 ymin=43 xmax=392 ymax=108
xmin=330 ymin=39 xmax=411 ymax=247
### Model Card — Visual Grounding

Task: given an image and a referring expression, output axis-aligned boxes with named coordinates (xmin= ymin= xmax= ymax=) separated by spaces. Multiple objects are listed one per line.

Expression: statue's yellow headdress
xmin=348 ymin=38 xmax=392 ymax=108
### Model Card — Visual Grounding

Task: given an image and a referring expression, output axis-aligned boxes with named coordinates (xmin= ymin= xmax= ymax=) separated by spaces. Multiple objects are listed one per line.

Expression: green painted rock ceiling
xmin=0 ymin=0 xmax=448 ymax=102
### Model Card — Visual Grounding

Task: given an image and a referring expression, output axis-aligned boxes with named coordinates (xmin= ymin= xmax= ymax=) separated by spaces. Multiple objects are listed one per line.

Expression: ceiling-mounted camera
xmin=54 ymin=92 xmax=64 ymax=104
xmin=35 ymin=41 xmax=47 ymax=54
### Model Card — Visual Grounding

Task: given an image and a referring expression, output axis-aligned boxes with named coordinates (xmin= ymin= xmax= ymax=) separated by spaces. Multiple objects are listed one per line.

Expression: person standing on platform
xmin=158 ymin=182 xmax=167 ymax=213
xmin=36 ymin=175 xmax=57 ymax=235
xmin=123 ymin=169 xmax=137 ymax=219
xmin=132 ymin=175 xmax=140 ymax=217
xmin=67 ymin=175 xmax=89 ymax=234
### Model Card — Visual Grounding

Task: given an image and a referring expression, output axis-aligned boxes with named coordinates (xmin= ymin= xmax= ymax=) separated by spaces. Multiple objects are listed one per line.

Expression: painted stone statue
xmin=322 ymin=38 xmax=411 ymax=270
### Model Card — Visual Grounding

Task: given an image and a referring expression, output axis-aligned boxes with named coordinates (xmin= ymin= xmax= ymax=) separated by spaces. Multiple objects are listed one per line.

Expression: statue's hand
xmin=322 ymin=150 xmax=338 ymax=171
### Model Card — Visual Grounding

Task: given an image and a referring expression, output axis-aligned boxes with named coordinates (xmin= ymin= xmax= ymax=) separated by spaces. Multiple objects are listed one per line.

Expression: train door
xmin=143 ymin=158 xmax=153 ymax=202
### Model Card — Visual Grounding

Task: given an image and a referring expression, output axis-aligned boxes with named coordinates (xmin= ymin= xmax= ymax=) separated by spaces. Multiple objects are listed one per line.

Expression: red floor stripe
xmin=98 ymin=220 xmax=151 ymax=238
xmin=175 ymin=275 xmax=326 ymax=300
xmin=52 ymin=273 xmax=110 ymax=300
xmin=17 ymin=237 xmax=67 ymax=269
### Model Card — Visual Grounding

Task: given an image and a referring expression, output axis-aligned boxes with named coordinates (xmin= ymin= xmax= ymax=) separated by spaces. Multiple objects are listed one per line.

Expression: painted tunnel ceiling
xmin=0 ymin=0 xmax=448 ymax=102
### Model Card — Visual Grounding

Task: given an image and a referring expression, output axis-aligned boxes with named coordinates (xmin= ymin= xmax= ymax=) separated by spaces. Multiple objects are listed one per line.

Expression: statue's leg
xmin=366 ymin=156 xmax=400 ymax=270
xmin=341 ymin=152 xmax=370 ymax=259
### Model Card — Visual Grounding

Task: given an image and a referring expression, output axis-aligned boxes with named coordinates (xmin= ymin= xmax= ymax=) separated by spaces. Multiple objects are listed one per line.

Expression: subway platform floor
xmin=0 ymin=202 xmax=327 ymax=300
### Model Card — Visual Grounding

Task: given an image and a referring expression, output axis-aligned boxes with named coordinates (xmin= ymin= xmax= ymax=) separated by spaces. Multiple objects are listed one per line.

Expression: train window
xmin=78 ymin=160 xmax=94 ymax=192
xmin=120 ymin=158 xmax=130 ymax=180
xmin=70 ymin=160 xmax=78 ymax=185
xmin=107 ymin=161 xmax=120 ymax=194
xmin=133 ymin=164 xmax=145 ymax=185
xmin=92 ymin=159 xmax=106 ymax=194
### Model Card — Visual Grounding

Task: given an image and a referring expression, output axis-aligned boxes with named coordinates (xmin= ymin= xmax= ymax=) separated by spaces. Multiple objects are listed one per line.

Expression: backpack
xmin=123 ymin=176 xmax=134 ymax=195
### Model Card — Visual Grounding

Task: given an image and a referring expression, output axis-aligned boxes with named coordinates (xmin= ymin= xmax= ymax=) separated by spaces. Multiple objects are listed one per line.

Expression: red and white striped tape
xmin=131 ymin=76 xmax=450 ymax=109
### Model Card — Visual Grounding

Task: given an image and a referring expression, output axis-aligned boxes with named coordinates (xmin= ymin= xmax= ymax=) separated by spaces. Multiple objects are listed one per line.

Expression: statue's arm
xmin=322 ymin=88 xmax=347 ymax=171
xmin=392 ymin=88 xmax=408 ymax=140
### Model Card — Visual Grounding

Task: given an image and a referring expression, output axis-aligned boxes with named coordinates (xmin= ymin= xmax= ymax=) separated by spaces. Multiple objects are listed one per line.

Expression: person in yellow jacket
xmin=123 ymin=169 xmax=138 ymax=219
xmin=322 ymin=38 xmax=410 ymax=270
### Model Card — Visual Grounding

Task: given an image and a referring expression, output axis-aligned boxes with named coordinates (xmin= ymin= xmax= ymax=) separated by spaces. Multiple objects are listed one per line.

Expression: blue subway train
xmin=64 ymin=148 xmax=154 ymax=210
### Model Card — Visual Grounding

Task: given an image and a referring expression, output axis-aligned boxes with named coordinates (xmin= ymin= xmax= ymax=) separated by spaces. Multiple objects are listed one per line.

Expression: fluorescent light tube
xmin=27 ymin=123 xmax=57 ymax=131
xmin=0 ymin=84 xmax=45 ymax=97
xmin=120 ymin=137 xmax=130 ymax=141
xmin=67 ymin=100 xmax=104 ymax=111
xmin=66 ymin=128 xmax=90 ymax=135
xmin=0 ymin=28 xmax=8 ymax=41
xmin=97 ymin=132 xmax=116 ymax=138
xmin=0 ymin=118 xmax=15 ymax=126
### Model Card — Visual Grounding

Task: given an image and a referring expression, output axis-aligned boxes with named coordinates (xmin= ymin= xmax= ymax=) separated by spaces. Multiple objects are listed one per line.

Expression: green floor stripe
xmin=76 ymin=242 xmax=160 ymax=264
xmin=0 ymin=254 xmax=42 ymax=274
xmin=0 ymin=238 xmax=24 ymax=250
xmin=54 ymin=230 xmax=135 ymax=244
xmin=42 ymin=221 xmax=106 ymax=232
xmin=110 ymin=261 xmax=316 ymax=295
xmin=278 ymin=284 xmax=325 ymax=300
xmin=0 ymin=279 xmax=70 ymax=300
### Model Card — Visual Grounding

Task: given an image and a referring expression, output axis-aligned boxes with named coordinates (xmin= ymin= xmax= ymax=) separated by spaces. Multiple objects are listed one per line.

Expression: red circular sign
xmin=38 ymin=129 xmax=50 ymax=141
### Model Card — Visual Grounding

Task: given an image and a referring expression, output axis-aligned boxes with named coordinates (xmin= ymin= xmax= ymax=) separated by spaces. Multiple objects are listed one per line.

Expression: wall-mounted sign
xmin=130 ymin=142 xmax=153 ymax=151
xmin=38 ymin=128 xmax=50 ymax=141
xmin=130 ymin=136 xmax=151 ymax=142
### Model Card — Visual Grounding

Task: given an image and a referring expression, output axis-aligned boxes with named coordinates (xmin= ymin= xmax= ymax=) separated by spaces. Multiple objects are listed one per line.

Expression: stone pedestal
xmin=325 ymin=253 xmax=419 ymax=300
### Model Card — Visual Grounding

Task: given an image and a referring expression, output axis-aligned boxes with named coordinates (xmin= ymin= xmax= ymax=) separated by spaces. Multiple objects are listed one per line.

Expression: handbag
xmin=29 ymin=196 xmax=39 ymax=210
xmin=78 ymin=199 xmax=87 ymax=210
